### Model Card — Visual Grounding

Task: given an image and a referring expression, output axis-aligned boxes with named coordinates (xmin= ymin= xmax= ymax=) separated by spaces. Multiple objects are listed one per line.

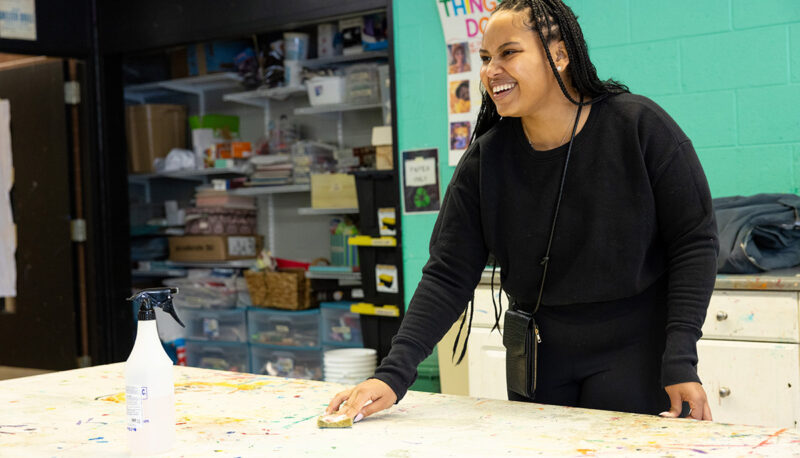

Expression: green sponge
xmin=317 ymin=413 xmax=354 ymax=428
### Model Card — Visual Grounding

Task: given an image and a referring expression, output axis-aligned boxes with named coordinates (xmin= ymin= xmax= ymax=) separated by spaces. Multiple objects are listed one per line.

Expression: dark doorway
xmin=0 ymin=56 xmax=80 ymax=370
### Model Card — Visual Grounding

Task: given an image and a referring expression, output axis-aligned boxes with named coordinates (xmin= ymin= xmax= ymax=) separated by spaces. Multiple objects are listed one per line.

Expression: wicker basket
xmin=245 ymin=268 xmax=311 ymax=310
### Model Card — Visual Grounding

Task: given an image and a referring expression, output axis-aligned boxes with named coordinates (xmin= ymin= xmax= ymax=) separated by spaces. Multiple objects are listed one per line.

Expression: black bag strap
xmin=533 ymin=98 xmax=583 ymax=315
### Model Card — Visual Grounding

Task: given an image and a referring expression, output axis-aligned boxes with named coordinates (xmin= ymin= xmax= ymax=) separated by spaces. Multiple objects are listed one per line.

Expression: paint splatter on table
xmin=1 ymin=363 xmax=798 ymax=456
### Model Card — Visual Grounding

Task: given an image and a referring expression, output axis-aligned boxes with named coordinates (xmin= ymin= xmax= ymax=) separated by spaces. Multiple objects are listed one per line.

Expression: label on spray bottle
xmin=126 ymin=385 xmax=146 ymax=431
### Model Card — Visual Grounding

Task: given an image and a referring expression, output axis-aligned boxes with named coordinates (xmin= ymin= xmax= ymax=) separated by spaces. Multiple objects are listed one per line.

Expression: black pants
xmin=507 ymin=278 xmax=671 ymax=415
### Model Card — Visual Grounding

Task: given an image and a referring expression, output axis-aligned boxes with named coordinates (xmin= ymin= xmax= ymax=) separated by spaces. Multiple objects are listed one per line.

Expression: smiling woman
xmin=328 ymin=0 xmax=719 ymax=425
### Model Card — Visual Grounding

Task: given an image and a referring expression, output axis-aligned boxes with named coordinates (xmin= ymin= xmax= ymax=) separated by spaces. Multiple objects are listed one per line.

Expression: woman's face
xmin=454 ymin=46 xmax=465 ymax=63
xmin=479 ymin=10 xmax=567 ymax=118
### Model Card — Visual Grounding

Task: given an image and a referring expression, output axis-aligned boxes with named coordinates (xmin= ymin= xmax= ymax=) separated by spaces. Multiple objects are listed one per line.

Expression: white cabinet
xmin=697 ymin=340 xmax=799 ymax=428
xmin=698 ymin=290 xmax=800 ymax=429
xmin=438 ymin=285 xmax=800 ymax=429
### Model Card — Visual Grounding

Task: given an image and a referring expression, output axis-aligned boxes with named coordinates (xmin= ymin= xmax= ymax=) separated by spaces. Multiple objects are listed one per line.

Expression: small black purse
xmin=503 ymin=308 xmax=540 ymax=398
xmin=502 ymin=100 xmax=583 ymax=400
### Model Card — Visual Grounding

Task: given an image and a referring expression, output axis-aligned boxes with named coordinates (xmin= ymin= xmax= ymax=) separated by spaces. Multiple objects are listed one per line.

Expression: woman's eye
xmin=480 ymin=55 xmax=491 ymax=63
xmin=502 ymin=50 xmax=517 ymax=57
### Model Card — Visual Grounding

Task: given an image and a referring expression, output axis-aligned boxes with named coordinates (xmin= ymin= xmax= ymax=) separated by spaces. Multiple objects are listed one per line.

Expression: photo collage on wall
xmin=438 ymin=2 xmax=494 ymax=165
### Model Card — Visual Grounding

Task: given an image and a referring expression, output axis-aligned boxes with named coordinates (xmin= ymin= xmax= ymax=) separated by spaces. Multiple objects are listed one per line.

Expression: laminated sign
xmin=402 ymin=148 xmax=440 ymax=214
xmin=375 ymin=264 xmax=399 ymax=294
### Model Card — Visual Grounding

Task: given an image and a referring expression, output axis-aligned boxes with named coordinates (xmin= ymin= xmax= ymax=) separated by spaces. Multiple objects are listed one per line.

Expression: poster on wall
xmin=402 ymin=148 xmax=441 ymax=214
xmin=438 ymin=0 xmax=497 ymax=165
xmin=0 ymin=0 xmax=36 ymax=41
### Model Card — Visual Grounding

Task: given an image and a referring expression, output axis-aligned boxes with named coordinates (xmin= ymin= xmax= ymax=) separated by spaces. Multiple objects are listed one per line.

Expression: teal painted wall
xmin=394 ymin=0 xmax=800 ymax=309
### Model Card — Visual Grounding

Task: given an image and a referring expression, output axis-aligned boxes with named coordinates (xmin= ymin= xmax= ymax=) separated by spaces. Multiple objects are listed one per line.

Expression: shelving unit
xmin=120 ymin=6 xmax=401 ymax=368
xmin=297 ymin=207 xmax=358 ymax=215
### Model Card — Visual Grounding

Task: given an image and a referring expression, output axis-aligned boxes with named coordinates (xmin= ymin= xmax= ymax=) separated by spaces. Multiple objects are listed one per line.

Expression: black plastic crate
xmin=357 ymin=245 xmax=402 ymax=306
xmin=354 ymin=170 xmax=397 ymax=237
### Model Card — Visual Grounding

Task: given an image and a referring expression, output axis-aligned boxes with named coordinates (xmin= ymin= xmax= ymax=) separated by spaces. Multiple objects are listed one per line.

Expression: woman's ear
xmin=551 ymin=40 xmax=569 ymax=72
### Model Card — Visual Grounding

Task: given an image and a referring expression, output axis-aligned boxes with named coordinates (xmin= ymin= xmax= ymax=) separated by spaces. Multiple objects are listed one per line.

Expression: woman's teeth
xmin=493 ymin=83 xmax=517 ymax=94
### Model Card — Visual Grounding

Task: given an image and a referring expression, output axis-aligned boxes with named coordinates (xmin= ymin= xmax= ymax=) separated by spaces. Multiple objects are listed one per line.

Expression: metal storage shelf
xmin=305 ymin=271 xmax=361 ymax=281
xmin=297 ymin=207 xmax=358 ymax=215
xmin=131 ymin=269 xmax=187 ymax=278
xmin=228 ymin=184 xmax=310 ymax=196
xmin=124 ymin=73 xmax=243 ymax=103
xmin=298 ymin=50 xmax=389 ymax=69
xmin=294 ymin=102 xmax=382 ymax=116
xmin=128 ymin=167 xmax=247 ymax=182
xmin=222 ymin=85 xmax=307 ymax=107
xmin=164 ymin=259 xmax=257 ymax=269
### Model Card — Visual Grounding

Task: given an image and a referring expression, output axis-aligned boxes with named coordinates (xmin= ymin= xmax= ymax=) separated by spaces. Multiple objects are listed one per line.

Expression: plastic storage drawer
xmin=247 ymin=307 xmax=320 ymax=347
xmin=181 ymin=307 xmax=247 ymax=342
xmin=249 ymin=344 xmax=323 ymax=380
xmin=320 ymin=302 xmax=363 ymax=346
xmin=185 ymin=339 xmax=249 ymax=373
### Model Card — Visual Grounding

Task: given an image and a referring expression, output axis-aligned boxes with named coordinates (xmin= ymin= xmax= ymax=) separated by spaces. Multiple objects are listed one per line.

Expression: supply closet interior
xmin=115 ymin=1 xmax=406 ymax=382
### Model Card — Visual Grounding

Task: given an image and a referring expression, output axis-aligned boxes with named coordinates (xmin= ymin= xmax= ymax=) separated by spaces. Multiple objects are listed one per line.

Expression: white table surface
xmin=2 ymin=363 xmax=799 ymax=457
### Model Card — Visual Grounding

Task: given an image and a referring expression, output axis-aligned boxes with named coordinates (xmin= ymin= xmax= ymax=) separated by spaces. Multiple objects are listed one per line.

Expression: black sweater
xmin=374 ymin=93 xmax=719 ymax=401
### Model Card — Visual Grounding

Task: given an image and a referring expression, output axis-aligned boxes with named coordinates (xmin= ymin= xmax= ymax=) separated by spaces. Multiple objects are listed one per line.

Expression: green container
xmin=409 ymin=350 xmax=440 ymax=393
xmin=189 ymin=114 xmax=240 ymax=135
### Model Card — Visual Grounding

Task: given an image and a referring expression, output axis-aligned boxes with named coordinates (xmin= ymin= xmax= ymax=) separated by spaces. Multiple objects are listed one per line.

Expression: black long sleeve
xmin=374 ymin=93 xmax=718 ymax=400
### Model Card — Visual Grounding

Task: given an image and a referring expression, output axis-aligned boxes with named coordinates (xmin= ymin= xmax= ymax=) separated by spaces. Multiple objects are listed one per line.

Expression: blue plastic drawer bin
xmin=181 ymin=307 xmax=247 ymax=342
xmin=320 ymin=302 xmax=363 ymax=346
xmin=185 ymin=339 xmax=249 ymax=373
xmin=250 ymin=344 xmax=323 ymax=381
xmin=247 ymin=307 xmax=320 ymax=347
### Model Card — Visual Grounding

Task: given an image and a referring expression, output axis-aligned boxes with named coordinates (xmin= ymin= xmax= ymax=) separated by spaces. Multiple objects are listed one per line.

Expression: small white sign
xmin=404 ymin=157 xmax=437 ymax=187
xmin=375 ymin=264 xmax=398 ymax=294
xmin=378 ymin=207 xmax=396 ymax=236
xmin=0 ymin=0 xmax=36 ymax=41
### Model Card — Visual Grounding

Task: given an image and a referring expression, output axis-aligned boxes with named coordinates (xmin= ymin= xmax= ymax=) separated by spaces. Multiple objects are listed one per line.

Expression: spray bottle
xmin=126 ymin=287 xmax=184 ymax=455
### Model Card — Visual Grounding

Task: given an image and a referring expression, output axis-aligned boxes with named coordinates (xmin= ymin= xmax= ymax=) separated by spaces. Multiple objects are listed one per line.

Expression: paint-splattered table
xmin=2 ymin=363 xmax=799 ymax=457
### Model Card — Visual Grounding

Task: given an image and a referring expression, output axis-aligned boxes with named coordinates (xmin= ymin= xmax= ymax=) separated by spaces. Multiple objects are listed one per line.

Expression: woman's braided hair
xmin=470 ymin=0 xmax=629 ymax=142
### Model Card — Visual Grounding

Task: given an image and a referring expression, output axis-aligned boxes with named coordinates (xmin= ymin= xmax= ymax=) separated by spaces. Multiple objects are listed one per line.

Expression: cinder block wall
xmin=395 ymin=0 xmax=800 ymax=308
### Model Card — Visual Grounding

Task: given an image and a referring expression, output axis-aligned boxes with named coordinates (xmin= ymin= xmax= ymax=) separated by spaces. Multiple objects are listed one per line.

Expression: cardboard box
xmin=168 ymin=235 xmax=261 ymax=262
xmin=375 ymin=145 xmax=393 ymax=170
xmin=126 ymin=104 xmax=187 ymax=173
xmin=311 ymin=173 xmax=359 ymax=209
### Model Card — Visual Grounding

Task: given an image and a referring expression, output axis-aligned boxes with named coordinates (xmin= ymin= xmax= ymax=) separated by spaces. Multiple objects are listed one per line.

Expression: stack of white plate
xmin=324 ymin=348 xmax=377 ymax=385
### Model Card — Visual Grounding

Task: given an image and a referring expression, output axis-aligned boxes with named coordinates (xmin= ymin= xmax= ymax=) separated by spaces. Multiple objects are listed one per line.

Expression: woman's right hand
xmin=326 ymin=378 xmax=398 ymax=421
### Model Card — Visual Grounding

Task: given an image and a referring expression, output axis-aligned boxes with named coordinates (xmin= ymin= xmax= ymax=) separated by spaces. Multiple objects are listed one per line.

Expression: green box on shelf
xmin=189 ymin=114 xmax=240 ymax=136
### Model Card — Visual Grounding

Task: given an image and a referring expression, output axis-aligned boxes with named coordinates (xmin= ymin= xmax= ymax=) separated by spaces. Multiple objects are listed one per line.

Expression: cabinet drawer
xmin=697 ymin=340 xmax=799 ymax=429
xmin=472 ymin=286 xmax=507 ymax=328
xmin=703 ymin=291 xmax=799 ymax=343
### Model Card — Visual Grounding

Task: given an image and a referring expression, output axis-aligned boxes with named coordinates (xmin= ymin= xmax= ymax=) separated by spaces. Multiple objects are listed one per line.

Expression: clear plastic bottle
xmin=125 ymin=287 xmax=184 ymax=455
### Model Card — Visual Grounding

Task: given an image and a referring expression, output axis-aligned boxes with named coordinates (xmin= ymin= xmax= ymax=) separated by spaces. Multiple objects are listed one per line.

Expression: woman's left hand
xmin=661 ymin=382 xmax=713 ymax=420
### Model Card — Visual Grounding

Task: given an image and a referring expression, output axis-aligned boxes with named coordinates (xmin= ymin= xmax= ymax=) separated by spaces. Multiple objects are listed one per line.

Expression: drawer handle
xmin=716 ymin=311 xmax=728 ymax=321
xmin=719 ymin=387 xmax=731 ymax=398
